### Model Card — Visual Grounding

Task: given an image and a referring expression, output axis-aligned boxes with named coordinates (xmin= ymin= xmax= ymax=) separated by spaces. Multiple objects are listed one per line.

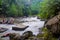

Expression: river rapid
xmin=0 ymin=16 xmax=45 ymax=40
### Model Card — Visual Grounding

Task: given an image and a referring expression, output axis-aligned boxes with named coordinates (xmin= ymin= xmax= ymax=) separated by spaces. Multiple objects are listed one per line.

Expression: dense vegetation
xmin=0 ymin=0 xmax=41 ymax=17
xmin=0 ymin=0 xmax=60 ymax=18
xmin=39 ymin=0 xmax=60 ymax=19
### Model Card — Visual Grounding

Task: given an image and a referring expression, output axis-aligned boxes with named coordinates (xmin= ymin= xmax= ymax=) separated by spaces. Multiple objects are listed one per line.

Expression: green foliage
xmin=0 ymin=0 xmax=41 ymax=17
xmin=1 ymin=0 xmax=60 ymax=17
xmin=9 ymin=3 xmax=18 ymax=17
xmin=38 ymin=0 xmax=48 ymax=19
xmin=0 ymin=0 xmax=24 ymax=17
xmin=37 ymin=27 xmax=57 ymax=40
xmin=38 ymin=0 xmax=60 ymax=19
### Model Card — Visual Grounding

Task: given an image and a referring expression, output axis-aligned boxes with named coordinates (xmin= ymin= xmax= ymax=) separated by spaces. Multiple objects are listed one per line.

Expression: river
xmin=0 ymin=17 xmax=45 ymax=40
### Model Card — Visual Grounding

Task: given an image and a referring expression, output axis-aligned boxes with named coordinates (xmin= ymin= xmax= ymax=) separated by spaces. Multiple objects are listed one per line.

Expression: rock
xmin=0 ymin=27 xmax=8 ymax=33
xmin=2 ymin=18 xmax=8 ymax=24
xmin=45 ymin=15 xmax=60 ymax=26
xmin=44 ymin=14 xmax=60 ymax=37
xmin=12 ymin=26 xmax=29 ymax=31
xmin=8 ymin=17 xmax=14 ymax=24
xmin=28 ymin=37 xmax=39 ymax=40
xmin=12 ymin=23 xmax=29 ymax=31
xmin=0 ymin=18 xmax=2 ymax=23
xmin=37 ymin=16 xmax=40 ymax=19
xmin=0 ymin=17 xmax=14 ymax=24
xmin=1 ymin=33 xmax=21 ymax=40
xmin=22 ymin=31 xmax=33 ymax=40
xmin=0 ymin=18 xmax=7 ymax=24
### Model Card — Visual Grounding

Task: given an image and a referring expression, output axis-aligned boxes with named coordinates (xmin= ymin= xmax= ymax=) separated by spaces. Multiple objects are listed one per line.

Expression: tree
xmin=38 ymin=0 xmax=60 ymax=19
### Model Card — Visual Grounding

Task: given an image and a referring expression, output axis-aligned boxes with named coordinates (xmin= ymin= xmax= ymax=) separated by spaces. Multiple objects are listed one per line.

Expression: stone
xmin=8 ymin=17 xmax=14 ymax=24
xmin=22 ymin=31 xmax=33 ymax=40
xmin=45 ymin=15 xmax=60 ymax=26
xmin=28 ymin=37 xmax=39 ymax=40
xmin=12 ymin=26 xmax=29 ymax=31
xmin=2 ymin=18 xmax=8 ymax=24
xmin=44 ymin=14 xmax=60 ymax=37
xmin=1 ymin=33 xmax=21 ymax=40
xmin=0 ymin=27 xmax=8 ymax=33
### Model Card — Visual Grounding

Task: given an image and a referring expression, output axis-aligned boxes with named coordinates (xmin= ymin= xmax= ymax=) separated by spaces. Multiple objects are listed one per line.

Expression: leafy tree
xmin=38 ymin=0 xmax=60 ymax=19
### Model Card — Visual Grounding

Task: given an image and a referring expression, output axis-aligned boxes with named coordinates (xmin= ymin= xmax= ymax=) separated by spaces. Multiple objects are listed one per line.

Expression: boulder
xmin=0 ymin=17 xmax=14 ymax=24
xmin=45 ymin=15 xmax=60 ymax=26
xmin=0 ymin=19 xmax=3 ymax=24
xmin=12 ymin=23 xmax=29 ymax=31
xmin=1 ymin=33 xmax=21 ymax=40
xmin=22 ymin=31 xmax=33 ymax=40
xmin=12 ymin=26 xmax=29 ymax=31
xmin=2 ymin=18 xmax=8 ymax=24
xmin=8 ymin=17 xmax=14 ymax=24
xmin=44 ymin=14 xmax=60 ymax=37
xmin=28 ymin=37 xmax=41 ymax=40
xmin=0 ymin=27 xmax=8 ymax=33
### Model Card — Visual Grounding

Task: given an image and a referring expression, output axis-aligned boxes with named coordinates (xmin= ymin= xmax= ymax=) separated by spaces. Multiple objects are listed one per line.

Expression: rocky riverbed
xmin=0 ymin=17 xmax=45 ymax=40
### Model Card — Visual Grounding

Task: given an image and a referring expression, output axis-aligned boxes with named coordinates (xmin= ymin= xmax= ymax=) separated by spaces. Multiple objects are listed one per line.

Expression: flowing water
xmin=0 ymin=17 xmax=45 ymax=40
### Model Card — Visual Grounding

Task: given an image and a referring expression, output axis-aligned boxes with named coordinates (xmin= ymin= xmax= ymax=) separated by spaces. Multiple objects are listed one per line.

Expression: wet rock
xmin=1 ymin=33 xmax=21 ymax=40
xmin=0 ymin=27 xmax=8 ymax=33
xmin=37 ymin=16 xmax=40 ymax=19
xmin=22 ymin=31 xmax=33 ymax=40
xmin=8 ymin=17 xmax=14 ymax=24
xmin=12 ymin=26 xmax=29 ymax=31
xmin=0 ymin=17 xmax=14 ymax=24
xmin=2 ymin=18 xmax=7 ymax=24
xmin=0 ymin=19 xmax=3 ymax=24
xmin=0 ymin=18 xmax=7 ymax=24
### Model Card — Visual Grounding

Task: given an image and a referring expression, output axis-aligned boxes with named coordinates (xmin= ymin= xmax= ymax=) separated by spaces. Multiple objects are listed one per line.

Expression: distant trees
xmin=0 ymin=0 xmax=41 ymax=17
xmin=0 ymin=0 xmax=3 ymax=15
xmin=2 ymin=0 xmax=60 ymax=18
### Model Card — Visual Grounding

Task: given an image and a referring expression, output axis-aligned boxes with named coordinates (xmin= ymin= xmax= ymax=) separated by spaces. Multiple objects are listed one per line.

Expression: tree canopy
xmin=0 ymin=0 xmax=41 ymax=17
xmin=0 ymin=0 xmax=60 ymax=18
xmin=38 ymin=0 xmax=60 ymax=19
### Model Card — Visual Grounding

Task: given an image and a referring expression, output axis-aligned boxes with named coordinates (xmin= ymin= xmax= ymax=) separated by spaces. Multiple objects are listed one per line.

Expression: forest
xmin=0 ymin=0 xmax=41 ymax=17
xmin=0 ymin=0 xmax=60 ymax=18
